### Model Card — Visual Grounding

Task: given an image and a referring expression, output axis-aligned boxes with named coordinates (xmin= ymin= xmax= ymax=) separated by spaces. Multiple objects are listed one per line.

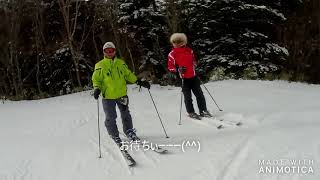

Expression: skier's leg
xmin=182 ymin=79 xmax=195 ymax=113
xmin=102 ymin=99 xmax=120 ymax=137
xmin=117 ymin=97 xmax=140 ymax=141
xmin=116 ymin=96 xmax=133 ymax=134
xmin=191 ymin=77 xmax=207 ymax=113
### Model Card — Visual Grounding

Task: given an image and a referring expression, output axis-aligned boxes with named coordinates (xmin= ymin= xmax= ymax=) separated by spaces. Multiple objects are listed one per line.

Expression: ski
xmin=187 ymin=115 xmax=224 ymax=129
xmin=210 ymin=116 xmax=242 ymax=127
xmin=119 ymin=133 xmax=168 ymax=154
xmin=140 ymin=139 xmax=168 ymax=154
xmin=110 ymin=136 xmax=136 ymax=167
xmin=214 ymin=123 xmax=224 ymax=129
xmin=221 ymin=119 xmax=242 ymax=126
xmin=128 ymin=139 xmax=168 ymax=154
xmin=202 ymin=117 xmax=224 ymax=129
xmin=119 ymin=147 xmax=136 ymax=167
xmin=195 ymin=111 xmax=242 ymax=127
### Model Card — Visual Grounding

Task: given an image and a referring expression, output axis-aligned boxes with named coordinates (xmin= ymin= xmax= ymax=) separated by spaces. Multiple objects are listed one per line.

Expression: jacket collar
xmin=103 ymin=56 xmax=116 ymax=61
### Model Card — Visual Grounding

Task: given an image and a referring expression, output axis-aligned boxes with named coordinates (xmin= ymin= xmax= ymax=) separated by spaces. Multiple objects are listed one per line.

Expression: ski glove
xmin=119 ymin=96 xmax=129 ymax=106
xmin=93 ymin=89 xmax=101 ymax=100
xmin=167 ymin=72 xmax=177 ymax=80
xmin=136 ymin=79 xmax=151 ymax=89
xmin=178 ymin=66 xmax=187 ymax=74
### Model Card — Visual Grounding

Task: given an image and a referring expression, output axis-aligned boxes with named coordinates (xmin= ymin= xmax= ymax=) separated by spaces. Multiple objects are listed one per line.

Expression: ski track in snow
xmin=217 ymin=137 xmax=251 ymax=180
xmin=0 ymin=160 xmax=32 ymax=180
xmin=119 ymin=134 xmax=159 ymax=168
xmin=88 ymin=130 xmax=137 ymax=176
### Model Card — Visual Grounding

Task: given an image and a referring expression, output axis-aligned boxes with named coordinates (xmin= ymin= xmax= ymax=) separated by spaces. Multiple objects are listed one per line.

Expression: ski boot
xmin=111 ymin=136 xmax=123 ymax=147
xmin=200 ymin=110 xmax=213 ymax=118
xmin=188 ymin=112 xmax=201 ymax=120
xmin=126 ymin=128 xmax=141 ymax=142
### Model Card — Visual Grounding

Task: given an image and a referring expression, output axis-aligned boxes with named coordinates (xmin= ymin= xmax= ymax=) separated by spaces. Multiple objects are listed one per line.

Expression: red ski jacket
xmin=167 ymin=46 xmax=197 ymax=79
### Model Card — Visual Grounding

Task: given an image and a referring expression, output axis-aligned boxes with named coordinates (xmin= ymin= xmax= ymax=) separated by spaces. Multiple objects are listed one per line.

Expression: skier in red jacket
xmin=167 ymin=33 xmax=212 ymax=119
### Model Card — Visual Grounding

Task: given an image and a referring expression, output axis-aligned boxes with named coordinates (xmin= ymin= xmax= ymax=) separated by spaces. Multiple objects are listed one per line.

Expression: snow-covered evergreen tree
xmin=170 ymin=0 xmax=289 ymax=80
xmin=117 ymin=0 xmax=168 ymax=79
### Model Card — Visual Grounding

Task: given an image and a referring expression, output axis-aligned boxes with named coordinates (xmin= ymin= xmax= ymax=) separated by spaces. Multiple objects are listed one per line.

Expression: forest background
xmin=0 ymin=0 xmax=319 ymax=100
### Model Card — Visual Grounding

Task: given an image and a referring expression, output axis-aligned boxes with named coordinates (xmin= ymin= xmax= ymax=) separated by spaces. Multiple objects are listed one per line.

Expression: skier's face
xmin=104 ymin=48 xmax=116 ymax=58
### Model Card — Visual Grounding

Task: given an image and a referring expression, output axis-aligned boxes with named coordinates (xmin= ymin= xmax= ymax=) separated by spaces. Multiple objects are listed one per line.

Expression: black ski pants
xmin=182 ymin=76 xmax=207 ymax=114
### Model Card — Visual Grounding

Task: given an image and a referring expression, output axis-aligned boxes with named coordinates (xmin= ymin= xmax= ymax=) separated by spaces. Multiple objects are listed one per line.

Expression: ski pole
xmin=201 ymin=82 xmax=223 ymax=111
xmin=178 ymin=79 xmax=184 ymax=125
xmin=97 ymin=100 xmax=102 ymax=158
xmin=147 ymin=89 xmax=169 ymax=138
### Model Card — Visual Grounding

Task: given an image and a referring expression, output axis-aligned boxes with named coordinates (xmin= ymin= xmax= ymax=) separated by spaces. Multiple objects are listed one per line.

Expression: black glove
xmin=136 ymin=79 xmax=151 ymax=89
xmin=93 ymin=89 xmax=101 ymax=100
xmin=119 ymin=96 xmax=129 ymax=106
xmin=167 ymin=72 xmax=177 ymax=80
xmin=178 ymin=66 xmax=187 ymax=74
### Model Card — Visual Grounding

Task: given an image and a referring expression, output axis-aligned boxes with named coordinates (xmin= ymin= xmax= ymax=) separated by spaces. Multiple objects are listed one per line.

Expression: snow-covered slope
xmin=1 ymin=80 xmax=319 ymax=180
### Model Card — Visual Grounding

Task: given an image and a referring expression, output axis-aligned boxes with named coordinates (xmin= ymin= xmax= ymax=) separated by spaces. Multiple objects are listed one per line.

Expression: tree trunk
xmin=58 ymin=0 xmax=82 ymax=87
xmin=34 ymin=0 xmax=45 ymax=94
xmin=167 ymin=0 xmax=180 ymax=33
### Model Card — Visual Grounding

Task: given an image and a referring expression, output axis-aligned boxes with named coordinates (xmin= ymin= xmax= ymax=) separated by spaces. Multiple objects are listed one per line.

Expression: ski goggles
xmin=103 ymin=48 xmax=115 ymax=54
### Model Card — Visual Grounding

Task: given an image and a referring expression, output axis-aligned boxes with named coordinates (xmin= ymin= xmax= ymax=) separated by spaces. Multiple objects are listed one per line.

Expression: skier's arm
xmin=92 ymin=64 xmax=103 ymax=90
xmin=191 ymin=50 xmax=197 ymax=67
xmin=168 ymin=51 xmax=176 ymax=73
xmin=122 ymin=62 xmax=137 ymax=84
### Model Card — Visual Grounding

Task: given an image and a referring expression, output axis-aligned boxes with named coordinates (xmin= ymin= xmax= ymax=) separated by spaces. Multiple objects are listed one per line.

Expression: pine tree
xmin=117 ymin=0 xmax=168 ymax=79
xmin=173 ymin=0 xmax=290 ymax=80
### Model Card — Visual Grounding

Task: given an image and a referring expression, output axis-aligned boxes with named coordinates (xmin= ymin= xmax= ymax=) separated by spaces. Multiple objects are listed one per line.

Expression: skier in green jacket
xmin=92 ymin=42 xmax=150 ymax=147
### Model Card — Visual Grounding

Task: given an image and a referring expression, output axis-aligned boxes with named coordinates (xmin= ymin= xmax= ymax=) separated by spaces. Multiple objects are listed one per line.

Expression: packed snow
xmin=1 ymin=80 xmax=320 ymax=180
